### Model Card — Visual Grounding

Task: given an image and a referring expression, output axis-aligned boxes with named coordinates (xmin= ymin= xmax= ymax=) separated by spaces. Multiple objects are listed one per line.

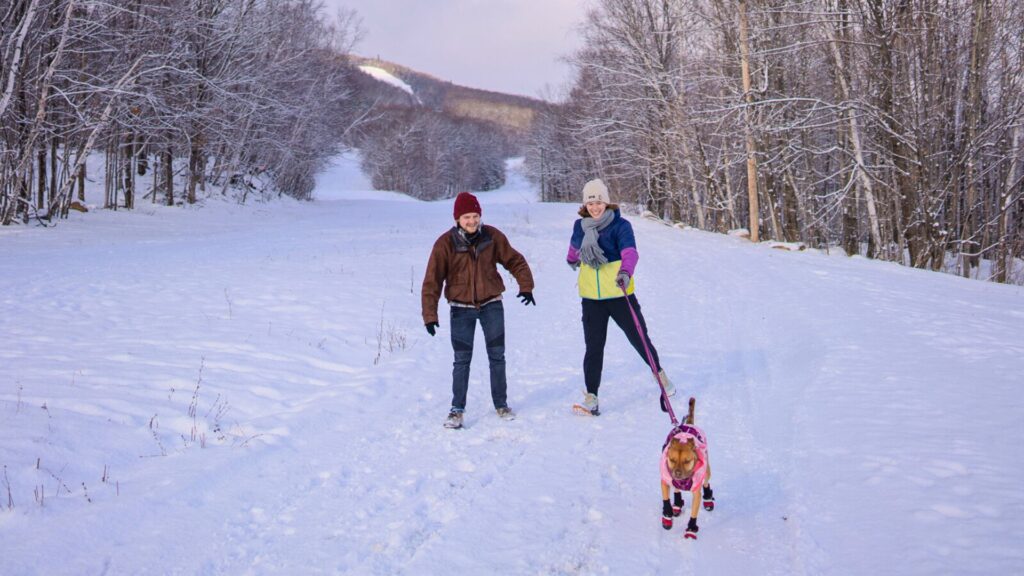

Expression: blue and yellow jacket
xmin=567 ymin=210 xmax=638 ymax=300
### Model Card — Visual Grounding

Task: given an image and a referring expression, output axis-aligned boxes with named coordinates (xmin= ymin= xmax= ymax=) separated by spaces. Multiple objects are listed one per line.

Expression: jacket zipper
xmin=471 ymin=246 xmax=479 ymax=307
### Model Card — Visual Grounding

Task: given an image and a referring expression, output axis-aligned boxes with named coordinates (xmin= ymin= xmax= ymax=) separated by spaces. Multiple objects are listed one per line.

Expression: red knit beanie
xmin=453 ymin=191 xmax=482 ymax=220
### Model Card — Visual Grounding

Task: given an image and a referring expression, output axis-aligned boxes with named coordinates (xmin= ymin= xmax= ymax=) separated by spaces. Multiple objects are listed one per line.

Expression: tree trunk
xmin=187 ymin=136 xmax=202 ymax=204
xmin=993 ymin=123 xmax=1020 ymax=283
xmin=680 ymin=135 xmax=706 ymax=229
xmin=0 ymin=0 xmax=42 ymax=120
xmin=163 ymin=147 xmax=174 ymax=206
xmin=138 ymin=140 xmax=149 ymax=176
xmin=782 ymin=167 xmax=801 ymax=243
xmin=124 ymin=134 xmax=135 ymax=209
xmin=738 ymin=0 xmax=760 ymax=242
xmin=761 ymin=169 xmax=782 ymax=241
xmin=37 ymin=149 xmax=47 ymax=210
xmin=77 ymin=163 xmax=85 ymax=203
xmin=49 ymin=137 xmax=58 ymax=209
xmin=870 ymin=0 xmax=927 ymax=267
xmin=104 ymin=141 xmax=116 ymax=210
xmin=823 ymin=4 xmax=885 ymax=258
xmin=959 ymin=0 xmax=991 ymax=277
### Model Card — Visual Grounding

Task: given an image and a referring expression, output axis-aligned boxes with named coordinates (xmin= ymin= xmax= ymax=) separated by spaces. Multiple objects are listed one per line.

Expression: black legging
xmin=581 ymin=294 xmax=661 ymax=395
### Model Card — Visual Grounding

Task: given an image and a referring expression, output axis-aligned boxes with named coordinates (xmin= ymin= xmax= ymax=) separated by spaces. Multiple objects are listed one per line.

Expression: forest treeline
xmin=5 ymin=0 xmax=1021 ymax=283
xmin=356 ymin=105 xmax=513 ymax=198
xmin=0 ymin=0 xmax=522 ymax=221
xmin=0 ymin=0 xmax=370 ymax=222
xmin=525 ymin=0 xmax=1023 ymax=282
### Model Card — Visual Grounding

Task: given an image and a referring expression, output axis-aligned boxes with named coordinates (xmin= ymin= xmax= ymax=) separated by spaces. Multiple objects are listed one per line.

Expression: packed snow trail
xmin=1 ymin=154 xmax=1023 ymax=575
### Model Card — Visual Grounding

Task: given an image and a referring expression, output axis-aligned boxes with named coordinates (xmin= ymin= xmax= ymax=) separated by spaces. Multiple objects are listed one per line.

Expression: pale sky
xmin=324 ymin=0 xmax=588 ymax=99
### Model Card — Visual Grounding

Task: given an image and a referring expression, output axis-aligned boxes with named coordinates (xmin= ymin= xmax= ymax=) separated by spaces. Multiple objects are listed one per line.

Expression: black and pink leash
xmin=618 ymin=278 xmax=679 ymax=427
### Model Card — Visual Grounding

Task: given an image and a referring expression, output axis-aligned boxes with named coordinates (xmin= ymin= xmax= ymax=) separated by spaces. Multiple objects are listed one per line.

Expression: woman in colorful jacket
xmin=566 ymin=179 xmax=674 ymax=415
xmin=422 ymin=191 xmax=535 ymax=429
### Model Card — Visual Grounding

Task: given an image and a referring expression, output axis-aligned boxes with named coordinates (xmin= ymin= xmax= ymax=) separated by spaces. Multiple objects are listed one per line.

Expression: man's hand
xmin=517 ymin=292 xmax=535 ymax=306
xmin=425 ymin=322 xmax=439 ymax=336
xmin=567 ymin=260 xmax=580 ymax=271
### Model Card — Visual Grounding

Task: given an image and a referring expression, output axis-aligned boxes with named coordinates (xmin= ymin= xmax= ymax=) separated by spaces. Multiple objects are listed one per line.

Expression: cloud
xmin=324 ymin=0 xmax=586 ymax=98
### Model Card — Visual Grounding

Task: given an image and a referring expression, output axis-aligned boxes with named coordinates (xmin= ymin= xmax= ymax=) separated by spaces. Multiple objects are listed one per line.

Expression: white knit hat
xmin=582 ymin=178 xmax=610 ymax=204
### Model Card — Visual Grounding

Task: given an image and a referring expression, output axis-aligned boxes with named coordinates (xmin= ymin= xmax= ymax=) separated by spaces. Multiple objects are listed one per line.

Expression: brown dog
xmin=660 ymin=397 xmax=714 ymax=539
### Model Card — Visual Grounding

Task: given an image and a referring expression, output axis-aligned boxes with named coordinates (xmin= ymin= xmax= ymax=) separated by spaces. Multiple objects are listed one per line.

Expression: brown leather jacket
xmin=421 ymin=224 xmax=534 ymax=324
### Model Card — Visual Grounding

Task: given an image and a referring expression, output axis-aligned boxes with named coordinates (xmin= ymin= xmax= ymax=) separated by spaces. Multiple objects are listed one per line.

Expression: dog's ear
xmin=687 ymin=438 xmax=696 ymax=448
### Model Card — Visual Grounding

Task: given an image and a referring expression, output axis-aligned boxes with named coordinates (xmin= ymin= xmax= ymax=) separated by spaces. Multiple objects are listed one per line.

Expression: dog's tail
xmin=686 ymin=397 xmax=695 ymax=425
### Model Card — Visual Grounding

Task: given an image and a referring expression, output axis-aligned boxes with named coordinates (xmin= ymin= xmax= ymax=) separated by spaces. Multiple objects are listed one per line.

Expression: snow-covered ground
xmin=2 ymin=153 xmax=1023 ymax=575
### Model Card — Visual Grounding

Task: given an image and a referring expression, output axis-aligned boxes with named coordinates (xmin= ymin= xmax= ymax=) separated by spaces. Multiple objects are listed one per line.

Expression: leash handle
xmin=621 ymin=285 xmax=678 ymax=426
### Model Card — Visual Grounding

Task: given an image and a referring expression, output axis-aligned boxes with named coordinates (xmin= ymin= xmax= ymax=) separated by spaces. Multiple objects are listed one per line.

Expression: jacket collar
xmin=450 ymin=225 xmax=493 ymax=254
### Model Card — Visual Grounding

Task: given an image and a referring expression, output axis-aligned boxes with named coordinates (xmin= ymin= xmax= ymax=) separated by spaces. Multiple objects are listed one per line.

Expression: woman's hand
xmin=616 ymin=271 xmax=630 ymax=291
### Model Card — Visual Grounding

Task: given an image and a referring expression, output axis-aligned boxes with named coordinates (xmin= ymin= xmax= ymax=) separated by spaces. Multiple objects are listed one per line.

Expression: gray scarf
xmin=580 ymin=209 xmax=615 ymax=268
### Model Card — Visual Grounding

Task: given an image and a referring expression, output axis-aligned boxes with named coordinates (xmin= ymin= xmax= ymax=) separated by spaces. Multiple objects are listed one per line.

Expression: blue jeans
xmin=450 ymin=301 xmax=507 ymax=411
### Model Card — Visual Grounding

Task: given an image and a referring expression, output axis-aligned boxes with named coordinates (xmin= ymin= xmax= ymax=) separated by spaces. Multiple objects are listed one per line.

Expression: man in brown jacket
xmin=422 ymin=191 xmax=535 ymax=429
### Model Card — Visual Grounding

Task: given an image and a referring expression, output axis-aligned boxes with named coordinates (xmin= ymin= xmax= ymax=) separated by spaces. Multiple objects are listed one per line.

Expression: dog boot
xmin=684 ymin=517 xmax=699 ymax=540
xmin=443 ymin=410 xmax=463 ymax=430
xmin=572 ymin=392 xmax=600 ymax=416
xmin=661 ymin=500 xmax=673 ymax=530
xmin=702 ymin=486 xmax=715 ymax=511
xmin=672 ymin=492 xmax=684 ymax=516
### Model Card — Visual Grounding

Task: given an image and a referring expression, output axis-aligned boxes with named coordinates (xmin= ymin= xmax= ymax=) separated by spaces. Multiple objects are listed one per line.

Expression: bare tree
xmin=528 ymin=0 xmax=1024 ymax=284
xmin=1 ymin=0 xmax=366 ymax=223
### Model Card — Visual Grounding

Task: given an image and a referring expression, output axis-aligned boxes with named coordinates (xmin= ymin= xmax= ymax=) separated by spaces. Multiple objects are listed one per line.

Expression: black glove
xmin=517 ymin=291 xmax=535 ymax=306
xmin=425 ymin=322 xmax=439 ymax=336
xmin=567 ymin=260 xmax=580 ymax=271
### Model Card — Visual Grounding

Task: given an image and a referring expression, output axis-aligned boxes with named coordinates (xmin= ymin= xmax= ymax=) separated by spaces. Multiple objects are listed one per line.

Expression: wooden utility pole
xmin=738 ymin=0 xmax=760 ymax=242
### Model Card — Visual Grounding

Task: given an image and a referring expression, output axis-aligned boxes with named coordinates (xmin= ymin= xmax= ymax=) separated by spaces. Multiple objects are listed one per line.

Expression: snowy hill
xmin=357 ymin=65 xmax=416 ymax=96
xmin=357 ymin=65 xmax=421 ymax=104
xmin=351 ymin=56 xmax=543 ymax=135
xmin=1 ymin=153 xmax=1023 ymax=575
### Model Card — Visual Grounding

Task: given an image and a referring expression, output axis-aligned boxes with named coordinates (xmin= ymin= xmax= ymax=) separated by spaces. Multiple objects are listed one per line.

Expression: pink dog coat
xmin=660 ymin=424 xmax=708 ymax=491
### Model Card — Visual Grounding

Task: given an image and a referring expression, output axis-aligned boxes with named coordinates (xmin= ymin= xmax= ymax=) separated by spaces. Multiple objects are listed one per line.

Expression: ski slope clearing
xmin=357 ymin=65 xmax=421 ymax=104
xmin=2 ymin=154 xmax=1023 ymax=575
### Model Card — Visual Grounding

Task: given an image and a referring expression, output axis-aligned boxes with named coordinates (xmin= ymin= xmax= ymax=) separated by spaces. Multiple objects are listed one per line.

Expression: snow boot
xmin=496 ymin=406 xmax=516 ymax=421
xmin=572 ymin=392 xmax=600 ymax=416
xmin=662 ymin=500 xmax=673 ymax=530
xmin=672 ymin=492 xmax=684 ymax=516
xmin=443 ymin=410 xmax=463 ymax=430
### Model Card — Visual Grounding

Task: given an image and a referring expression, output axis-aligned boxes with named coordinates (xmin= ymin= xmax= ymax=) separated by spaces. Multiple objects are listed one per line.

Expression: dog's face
xmin=666 ymin=438 xmax=698 ymax=481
